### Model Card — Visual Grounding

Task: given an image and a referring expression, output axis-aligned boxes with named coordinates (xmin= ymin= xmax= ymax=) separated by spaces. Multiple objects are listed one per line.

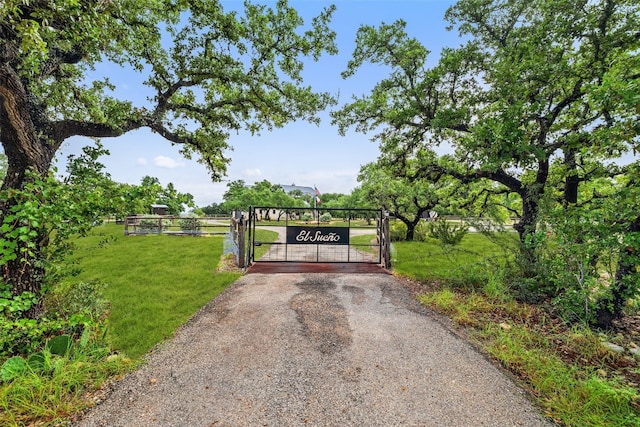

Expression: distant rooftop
xmin=280 ymin=184 xmax=316 ymax=196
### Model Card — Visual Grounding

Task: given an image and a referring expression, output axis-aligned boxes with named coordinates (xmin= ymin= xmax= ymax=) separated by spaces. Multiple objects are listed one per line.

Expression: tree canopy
xmin=1 ymin=0 xmax=337 ymax=302
xmin=221 ymin=179 xmax=305 ymax=216
xmin=333 ymin=0 xmax=639 ymax=325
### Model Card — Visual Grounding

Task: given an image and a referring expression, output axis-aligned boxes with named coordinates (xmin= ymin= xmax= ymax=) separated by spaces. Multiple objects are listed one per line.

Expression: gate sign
xmin=286 ymin=226 xmax=349 ymax=245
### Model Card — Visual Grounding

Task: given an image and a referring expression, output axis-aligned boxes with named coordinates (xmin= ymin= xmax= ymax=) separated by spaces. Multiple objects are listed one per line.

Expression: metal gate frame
xmin=246 ymin=207 xmax=388 ymax=266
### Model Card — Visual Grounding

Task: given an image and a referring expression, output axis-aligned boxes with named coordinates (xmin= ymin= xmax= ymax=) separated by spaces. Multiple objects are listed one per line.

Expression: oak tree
xmin=333 ymin=0 xmax=639 ymax=277
xmin=0 ymin=0 xmax=337 ymax=306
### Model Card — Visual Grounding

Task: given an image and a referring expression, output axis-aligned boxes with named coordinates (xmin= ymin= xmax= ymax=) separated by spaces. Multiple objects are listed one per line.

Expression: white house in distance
xmin=280 ymin=184 xmax=317 ymax=198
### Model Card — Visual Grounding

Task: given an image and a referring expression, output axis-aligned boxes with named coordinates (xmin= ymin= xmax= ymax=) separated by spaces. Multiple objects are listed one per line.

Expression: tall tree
xmin=0 ymin=0 xmax=337 ymax=303
xmin=333 ymin=0 xmax=639 ymax=275
xmin=359 ymin=161 xmax=442 ymax=241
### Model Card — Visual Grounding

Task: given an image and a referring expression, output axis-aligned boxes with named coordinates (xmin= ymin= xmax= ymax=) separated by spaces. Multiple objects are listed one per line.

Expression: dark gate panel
xmin=247 ymin=207 xmax=384 ymax=265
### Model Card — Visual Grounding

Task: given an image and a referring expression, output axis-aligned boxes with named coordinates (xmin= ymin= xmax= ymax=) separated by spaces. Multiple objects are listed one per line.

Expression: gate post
xmin=231 ymin=210 xmax=246 ymax=269
xmin=382 ymin=213 xmax=391 ymax=269
xmin=245 ymin=207 xmax=254 ymax=268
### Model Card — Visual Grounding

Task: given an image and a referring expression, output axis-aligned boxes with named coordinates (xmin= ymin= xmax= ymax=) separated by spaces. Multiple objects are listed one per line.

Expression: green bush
xmin=138 ymin=216 xmax=171 ymax=232
xmin=319 ymin=212 xmax=332 ymax=223
xmin=46 ymin=280 xmax=109 ymax=325
xmin=0 ymin=284 xmax=57 ymax=359
xmin=178 ymin=217 xmax=202 ymax=232
xmin=0 ymin=316 xmax=64 ymax=360
xmin=0 ymin=326 xmax=132 ymax=427
xmin=389 ymin=220 xmax=407 ymax=241
xmin=427 ymin=219 xmax=469 ymax=245
xmin=1 ymin=279 xmax=109 ymax=361
xmin=413 ymin=221 xmax=432 ymax=242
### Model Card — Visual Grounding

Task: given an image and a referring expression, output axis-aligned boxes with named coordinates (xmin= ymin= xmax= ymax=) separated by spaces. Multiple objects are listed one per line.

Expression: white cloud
xmin=242 ymin=168 xmax=262 ymax=178
xmin=154 ymin=155 xmax=185 ymax=169
xmin=136 ymin=157 xmax=148 ymax=166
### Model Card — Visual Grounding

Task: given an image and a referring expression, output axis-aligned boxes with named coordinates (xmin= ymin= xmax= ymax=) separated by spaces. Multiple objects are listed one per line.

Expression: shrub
xmin=138 ymin=215 xmax=171 ymax=232
xmin=319 ymin=212 xmax=332 ymax=223
xmin=389 ymin=220 xmax=407 ymax=241
xmin=46 ymin=280 xmax=109 ymax=324
xmin=178 ymin=217 xmax=202 ymax=232
xmin=413 ymin=221 xmax=432 ymax=242
xmin=1 ymin=279 xmax=109 ymax=361
xmin=0 ymin=285 xmax=62 ymax=359
xmin=301 ymin=213 xmax=313 ymax=222
xmin=427 ymin=219 xmax=469 ymax=245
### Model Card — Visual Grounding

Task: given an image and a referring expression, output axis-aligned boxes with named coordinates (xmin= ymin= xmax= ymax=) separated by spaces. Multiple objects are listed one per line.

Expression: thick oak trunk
xmin=0 ymin=65 xmax=56 ymax=314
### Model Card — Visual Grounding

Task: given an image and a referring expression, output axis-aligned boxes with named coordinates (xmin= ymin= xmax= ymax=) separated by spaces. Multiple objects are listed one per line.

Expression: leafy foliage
xmin=333 ymin=0 xmax=640 ymax=324
xmin=319 ymin=212 xmax=332 ymax=223
xmin=221 ymin=179 xmax=306 ymax=214
xmin=1 ymin=0 xmax=338 ymax=307
xmin=137 ymin=216 xmax=172 ymax=232
xmin=427 ymin=219 xmax=469 ymax=246
xmin=0 ymin=279 xmax=107 ymax=360
xmin=178 ymin=217 xmax=203 ymax=232
xmin=0 ymin=329 xmax=132 ymax=427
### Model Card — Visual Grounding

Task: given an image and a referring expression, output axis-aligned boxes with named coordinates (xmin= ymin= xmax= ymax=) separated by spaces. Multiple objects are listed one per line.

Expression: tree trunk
xmin=512 ymin=160 xmax=549 ymax=280
xmin=563 ymin=148 xmax=579 ymax=206
xmin=1 ymin=65 xmax=56 ymax=315
xmin=513 ymin=191 xmax=541 ymax=278
xmin=594 ymin=214 xmax=640 ymax=329
xmin=405 ymin=222 xmax=416 ymax=241
xmin=393 ymin=212 xmax=421 ymax=241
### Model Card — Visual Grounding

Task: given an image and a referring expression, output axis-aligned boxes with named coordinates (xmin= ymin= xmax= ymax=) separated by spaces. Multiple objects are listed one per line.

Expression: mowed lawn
xmin=392 ymin=233 xmax=518 ymax=283
xmin=65 ymin=223 xmax=243 ymax=358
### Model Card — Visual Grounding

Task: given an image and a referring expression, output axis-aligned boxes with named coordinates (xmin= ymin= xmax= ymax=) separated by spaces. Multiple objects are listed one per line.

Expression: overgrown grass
xmin=2 ymin=222 xmax=274 ymax=426
xmin=0 ymin=329 xmax=133 ymax=426
xmin=403 ymin=234 xmax=640 ymax=426
xmin=64 ymin=223 xmax=242 ymax=358
xmin=481 ymin=324 xmax=639 ymax=426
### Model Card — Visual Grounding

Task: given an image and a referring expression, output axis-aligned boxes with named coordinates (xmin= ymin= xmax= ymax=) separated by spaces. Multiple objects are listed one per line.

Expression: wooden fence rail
xmin=124 ymin=215 xmax=230 ymax=236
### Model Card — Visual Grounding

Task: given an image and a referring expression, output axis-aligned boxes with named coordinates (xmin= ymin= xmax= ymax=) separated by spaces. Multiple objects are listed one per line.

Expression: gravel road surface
xmin=74 ymin=273 xmax=553 ymax=427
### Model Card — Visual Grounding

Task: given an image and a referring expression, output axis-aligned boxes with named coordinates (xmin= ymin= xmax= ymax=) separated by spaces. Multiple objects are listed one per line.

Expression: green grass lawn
xmin=350 ymin=234 xmax=379 ymax=254
xmin=65 ymin=223 xmax=242 ymax=359
xmin=392 ymin=233 xmax=517 ymax=284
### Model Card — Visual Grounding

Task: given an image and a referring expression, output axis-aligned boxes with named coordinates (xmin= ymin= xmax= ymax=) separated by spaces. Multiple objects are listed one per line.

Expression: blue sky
xmin=56 ymin=0 xmax=460 ymax=207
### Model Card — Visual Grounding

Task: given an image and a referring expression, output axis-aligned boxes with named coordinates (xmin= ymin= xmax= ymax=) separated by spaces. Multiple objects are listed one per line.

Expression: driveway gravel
xmin=74 ymin=273 xmax=553 ymax=427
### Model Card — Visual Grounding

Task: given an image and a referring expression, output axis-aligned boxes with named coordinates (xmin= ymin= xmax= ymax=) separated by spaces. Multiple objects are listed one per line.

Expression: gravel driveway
xmin=74 ymin=273 xmax=553 ymax=427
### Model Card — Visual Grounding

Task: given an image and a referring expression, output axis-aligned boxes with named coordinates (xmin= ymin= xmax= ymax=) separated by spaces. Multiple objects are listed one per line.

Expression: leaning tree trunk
xmin=1 ymin=66 xmax=57 ymax=315
xmin=393 ymin=212 xmax=418 ymax=241
xmin=594 ymin=214 xmax=640 ymax=329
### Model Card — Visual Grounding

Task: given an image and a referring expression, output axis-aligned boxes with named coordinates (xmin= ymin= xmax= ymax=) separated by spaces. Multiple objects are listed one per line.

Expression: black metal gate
xmin=247 ymin=207 xmax=389 ymax=266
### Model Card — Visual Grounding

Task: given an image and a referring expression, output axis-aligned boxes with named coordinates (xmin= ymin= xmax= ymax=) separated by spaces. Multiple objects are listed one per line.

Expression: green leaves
xmin=221 ymin=179 xmax=303 ymax=212
xmin=0 ymin=356 xmax=27 ymax=382
xmin=335 ymin=0 xmax=639 ymax=315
